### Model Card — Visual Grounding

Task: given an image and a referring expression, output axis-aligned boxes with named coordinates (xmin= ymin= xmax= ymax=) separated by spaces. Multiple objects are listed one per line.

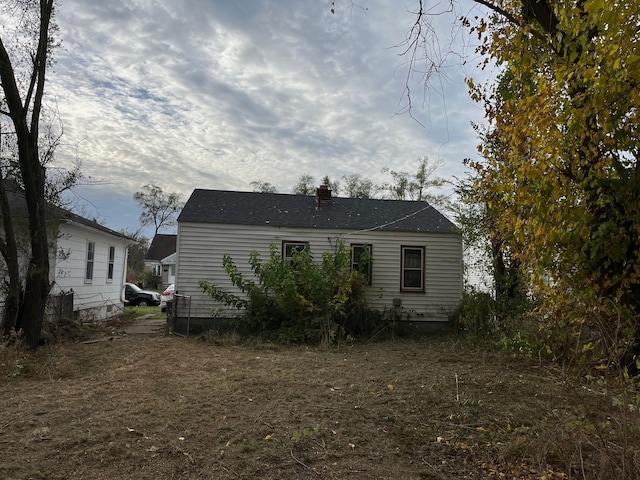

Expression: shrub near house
xmin=200 ymin=241 xmax=377 ymax=342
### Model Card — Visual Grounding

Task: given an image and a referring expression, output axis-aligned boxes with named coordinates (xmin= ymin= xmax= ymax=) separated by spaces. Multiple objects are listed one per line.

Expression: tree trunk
xmin=16 ymin=132 xmax=51 ymax=347
xmin=0 ymin=0 xmax=55 ymax=347
xmin=0 ymin=177 xmax=23 ymax=334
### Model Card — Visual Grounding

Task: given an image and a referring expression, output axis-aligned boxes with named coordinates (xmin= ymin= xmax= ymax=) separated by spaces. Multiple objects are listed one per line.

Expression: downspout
xmin=121 ymin=244 xmax=130 ymax=304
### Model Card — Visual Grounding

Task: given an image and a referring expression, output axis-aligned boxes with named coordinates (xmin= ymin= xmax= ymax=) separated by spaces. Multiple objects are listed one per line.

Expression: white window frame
xmin=282 ymin=241 xmax=308 ymax=265
xmin=107 ymin=246 xmax=115 ymax=282
xmin=85 ymin=241 xmax=95 ymax=282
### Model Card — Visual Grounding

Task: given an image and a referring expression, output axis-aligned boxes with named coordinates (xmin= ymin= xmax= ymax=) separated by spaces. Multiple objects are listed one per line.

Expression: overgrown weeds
xmin=200 ymin=240 xmax=387 ymax=344
xmin=2 ymin=330 xmax=640 ymax=478
xmin=451 ymin=289 xmax=640 ymax=478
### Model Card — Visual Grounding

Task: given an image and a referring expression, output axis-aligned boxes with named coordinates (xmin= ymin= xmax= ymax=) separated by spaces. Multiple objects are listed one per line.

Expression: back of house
xmin=174 ymin=187 xmax=462 ymax=333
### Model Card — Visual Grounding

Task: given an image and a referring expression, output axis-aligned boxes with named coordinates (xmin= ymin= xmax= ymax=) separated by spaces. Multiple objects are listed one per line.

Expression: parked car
xmin=160 ymin=283 xmax=175 ymax=312
xmin=124 ymin=283 xmax=161 ymax=307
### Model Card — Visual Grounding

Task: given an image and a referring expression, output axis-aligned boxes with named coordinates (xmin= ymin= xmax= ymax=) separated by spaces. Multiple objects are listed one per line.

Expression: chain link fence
xmin=46 ymin=290 xmax=74 ymax=324
xmin=166 ymin=294 xmax=192 ymax=337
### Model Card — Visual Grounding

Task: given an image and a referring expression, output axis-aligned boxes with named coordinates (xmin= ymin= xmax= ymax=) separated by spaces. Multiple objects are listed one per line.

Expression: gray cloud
xmin=44 ymin=0 xmax=488 ymax=235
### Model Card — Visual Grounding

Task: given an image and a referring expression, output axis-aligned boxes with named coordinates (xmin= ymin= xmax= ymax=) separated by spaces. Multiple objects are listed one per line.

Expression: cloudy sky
xmin=46 ymin=0 xmax=491 ymax=237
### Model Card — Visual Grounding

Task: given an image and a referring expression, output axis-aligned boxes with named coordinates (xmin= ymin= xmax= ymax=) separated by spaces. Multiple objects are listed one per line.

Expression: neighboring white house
xmin=0 ymin=181 xmax=133 ymax=322
xmin=50 ymin=209 xmax=133 ymax=321
xmin=174 ymin=187 xmax=462 ymax=330
xmin=144 ymin=233 xmax=176 ymax=288
xmin=159 ymin=252 xmax=176 ymax=286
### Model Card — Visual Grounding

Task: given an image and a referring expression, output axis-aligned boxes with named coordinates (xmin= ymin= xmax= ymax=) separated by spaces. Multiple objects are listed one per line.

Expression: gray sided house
xmin=175 ymin=187 xmax=462 ymax=330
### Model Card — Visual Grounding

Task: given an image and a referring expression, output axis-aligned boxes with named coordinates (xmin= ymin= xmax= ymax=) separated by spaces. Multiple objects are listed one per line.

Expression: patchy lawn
xmin=1 ymin=329 xmax=639 ymax=479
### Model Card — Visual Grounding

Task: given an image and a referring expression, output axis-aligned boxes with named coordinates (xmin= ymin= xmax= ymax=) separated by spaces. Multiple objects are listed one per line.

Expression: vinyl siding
xmin=52 ymin=222 xmax=130 ymax=319
xmin=176 ymin=222 xmax=462 ymax=323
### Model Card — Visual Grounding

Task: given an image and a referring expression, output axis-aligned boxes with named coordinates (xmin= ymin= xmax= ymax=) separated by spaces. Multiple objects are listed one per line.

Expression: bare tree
xmin=292 ymin=174 xmax=315 ymax=195
xmin=0 ymin=0 xmax=57 ymax=345
xmin=120 ymin=228 xmax=149 ymax=283
xmin=341 ymin=173 xmax=376 ymax=199
xmin=381 ymin=156 xmax=446 ymax=206
xmin=133 ymin=184 xmax=183 ymax=238
xmin=250 ymin=180 xmax=277 ymax=193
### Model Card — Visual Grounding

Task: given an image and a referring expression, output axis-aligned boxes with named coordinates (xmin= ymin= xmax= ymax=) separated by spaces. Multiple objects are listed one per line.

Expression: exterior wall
xmin=160 ymin=253 xmax=176 ymax=287
xmin=162 ymin=263 xmax=175 ymax=286
xmin=175 ymin=222 xmax=462 ymax=324
xmin=51 ymin=222 xmax=129 ymax=320
xmin=144 ymin=260 xmax=161 ymax=276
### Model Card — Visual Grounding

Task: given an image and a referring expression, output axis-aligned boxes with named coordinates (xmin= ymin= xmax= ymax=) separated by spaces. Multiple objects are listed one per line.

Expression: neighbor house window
xmin=401 ymin=246 xmax=424 ymax=292
xmin=85 ymin=242 xmax=95 ymax=281
xmin=107 ymin=246 xmax=115 ymax=281
xmin=282 ymin=241 xmax=308 ymax=265
xmin=351 ymin=243 xmax=372 ymax=285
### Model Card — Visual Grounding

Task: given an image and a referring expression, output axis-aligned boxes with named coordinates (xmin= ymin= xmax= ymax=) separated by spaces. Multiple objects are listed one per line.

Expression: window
xmin=351 ymin=244 xmax=372 ymax=284
xmin=282 ymin=241 xmax=308 ymax=265
xmin=401 ymin=246 xmax=424 ymax=292
xmin=85 ymin=242 xmax=95 ymax=281
xmin=107 ymin=246 xmax=115 ymax=281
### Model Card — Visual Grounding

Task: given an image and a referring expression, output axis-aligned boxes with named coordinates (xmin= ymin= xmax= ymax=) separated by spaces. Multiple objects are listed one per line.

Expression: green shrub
xmin=450 ymin=289 xmax=497 ymax=335
xmin=140 ymin=271 xmax=161 ymax=290
xmin=199 ymin=241 xmax=383 ymax=343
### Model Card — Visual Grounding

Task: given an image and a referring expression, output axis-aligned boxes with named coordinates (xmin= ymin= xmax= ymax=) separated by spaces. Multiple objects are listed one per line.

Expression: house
xmin=174 ymin=186 xmax=462 ymax=331
xmin=51 ymin=209 xmax=133 ymax=321
xmin=0 ymin=180 xmax=132 ymax=322
xmin=144 ymin=233 xmax=176 ymax=287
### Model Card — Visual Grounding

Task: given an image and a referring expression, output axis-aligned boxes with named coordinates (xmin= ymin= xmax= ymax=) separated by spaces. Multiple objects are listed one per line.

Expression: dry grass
xmin=1 ymin=326 xmax=639 ymax=479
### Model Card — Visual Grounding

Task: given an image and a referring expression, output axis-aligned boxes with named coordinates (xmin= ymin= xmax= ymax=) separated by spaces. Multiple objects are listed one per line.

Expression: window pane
xmin=404 ymin=270 xmax=422 ymax=288
xmin=285 ymin=244 xmax=305 ymax=257
xmin=404 ymin=249 xmax=422 ymax=268
xmin=107 ymin=246 xmax=115 ymax=280
xmin=283 ymin=242 xmax=307 ymax=264
xmin=351 ymin=244 xmax=372 ymax=284
xmin=351 ymin=246 xmax=362 ymax=269
xmin=86 ymin=242 xmax=95 ymax=280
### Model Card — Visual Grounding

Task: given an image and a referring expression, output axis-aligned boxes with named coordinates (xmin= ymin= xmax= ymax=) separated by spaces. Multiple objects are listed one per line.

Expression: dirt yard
xmin=1 ymin=322 xmax=638 ymax=479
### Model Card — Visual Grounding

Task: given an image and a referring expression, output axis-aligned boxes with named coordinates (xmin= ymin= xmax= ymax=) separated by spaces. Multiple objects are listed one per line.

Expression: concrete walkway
xmin=123 ymin=313 xmax=167 ymax=335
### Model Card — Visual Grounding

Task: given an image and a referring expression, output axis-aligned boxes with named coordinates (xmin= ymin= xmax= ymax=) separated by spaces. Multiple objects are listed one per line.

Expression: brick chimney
xmin=316 ymin=184 xmax=332 ymax=207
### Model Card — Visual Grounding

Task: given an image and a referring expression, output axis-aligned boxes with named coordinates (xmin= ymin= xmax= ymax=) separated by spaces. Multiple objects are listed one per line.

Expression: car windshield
xmin=128 ymin=283 xmax=143 ymax=293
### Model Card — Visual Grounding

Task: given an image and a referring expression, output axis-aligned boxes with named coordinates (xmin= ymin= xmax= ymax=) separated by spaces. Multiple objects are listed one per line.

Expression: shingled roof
xmin=1 ymin=179 xmax=131 ymax=241
xmin=145 ymin=233 xmax=177 ymax=261
xmin=58 ymin=209 xmax=132 ymax=241
xmin=178 ymin=189 xmax=457 ymax=234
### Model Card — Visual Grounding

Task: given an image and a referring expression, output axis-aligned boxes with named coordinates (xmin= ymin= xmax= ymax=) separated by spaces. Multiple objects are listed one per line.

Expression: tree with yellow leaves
xmin=406 ymin=0 xmax=639 ymax=357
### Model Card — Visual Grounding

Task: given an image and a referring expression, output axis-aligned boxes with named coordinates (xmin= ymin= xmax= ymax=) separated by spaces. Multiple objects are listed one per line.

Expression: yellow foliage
xmin=469 ymin=0 xmax=640 ymax=329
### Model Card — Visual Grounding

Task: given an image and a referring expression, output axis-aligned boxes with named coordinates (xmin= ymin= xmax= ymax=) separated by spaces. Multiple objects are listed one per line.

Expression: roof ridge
xmin=178 ymin=189 xmax=457 ymax=234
